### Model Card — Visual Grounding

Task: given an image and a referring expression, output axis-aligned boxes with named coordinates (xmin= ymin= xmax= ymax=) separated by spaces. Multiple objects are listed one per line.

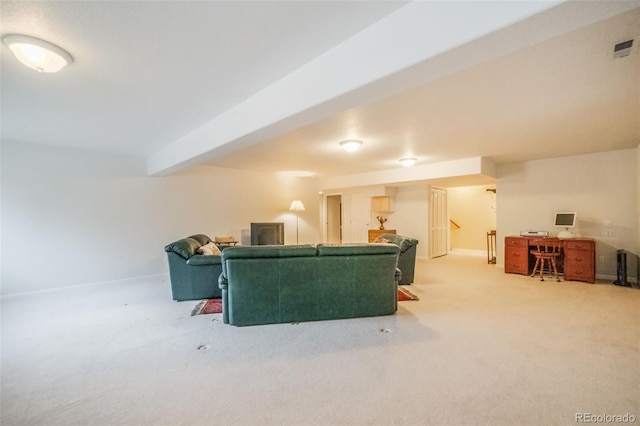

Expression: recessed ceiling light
xmin=340 ymin=140 xmax=363 ymax=152
xmin=278 ymin=170 xmax=316 ymax=178
xmin=399 ymin=158 xmax=418 ymax=167
xmin=2 ymin=34 xmax=73 ymax=73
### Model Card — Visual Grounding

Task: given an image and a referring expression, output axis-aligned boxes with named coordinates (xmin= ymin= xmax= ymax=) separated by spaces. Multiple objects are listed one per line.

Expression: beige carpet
xmin=2 ymin=253 xmax=638 ymax=425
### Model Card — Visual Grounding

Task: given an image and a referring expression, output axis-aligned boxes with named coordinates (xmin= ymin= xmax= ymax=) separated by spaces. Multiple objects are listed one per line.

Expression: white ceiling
xmin=2 ymin=1 xmax=639 ymax=185
xmin=1 ymin=0 xmax=407 ymax=155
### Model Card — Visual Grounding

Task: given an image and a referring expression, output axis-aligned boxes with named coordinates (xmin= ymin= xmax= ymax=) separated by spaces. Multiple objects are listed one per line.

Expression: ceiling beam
xmin=147 ymin=0 xmax=635 ymax=176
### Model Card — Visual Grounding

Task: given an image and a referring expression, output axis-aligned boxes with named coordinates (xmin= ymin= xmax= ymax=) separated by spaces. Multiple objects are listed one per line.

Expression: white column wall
xmin=1 ymin=141 xmax=319 ymax=295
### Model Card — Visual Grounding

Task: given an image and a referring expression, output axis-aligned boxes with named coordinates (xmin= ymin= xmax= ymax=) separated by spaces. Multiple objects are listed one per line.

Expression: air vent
xmin=614 ymin=39 xmax=634 ymax=59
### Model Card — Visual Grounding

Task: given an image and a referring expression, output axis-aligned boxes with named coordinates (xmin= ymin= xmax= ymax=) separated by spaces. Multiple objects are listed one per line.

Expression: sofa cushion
xmin=187 ymin=254 xmax=222 ymax=266
xmin=164 ymin=237 xmax=201 ymax=259
xmin=317 ymin=243 xmax=399 ymax=257
xmin=198 ymin=242 xmax=221 ymax=256
xmin=221 ymin=245 xmax=317 ymax=260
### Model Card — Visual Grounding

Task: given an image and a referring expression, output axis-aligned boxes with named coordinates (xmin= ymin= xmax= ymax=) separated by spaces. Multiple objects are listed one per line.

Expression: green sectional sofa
xmin=218 ymin=244 xmax=401 ymax=326
xmin=164 ymin=234 xmax=222 ymax=301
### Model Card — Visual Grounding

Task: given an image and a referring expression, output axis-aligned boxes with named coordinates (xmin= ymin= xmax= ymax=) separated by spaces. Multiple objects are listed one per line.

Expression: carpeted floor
xmin=2 ymin=253 xmax=638 ymax=425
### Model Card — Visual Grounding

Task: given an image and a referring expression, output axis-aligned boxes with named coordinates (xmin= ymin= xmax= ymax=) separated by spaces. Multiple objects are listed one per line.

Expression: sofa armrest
xmin=218 ymin=273 xmax=228 ymax=290
xmin=395 ymin=268 xmax=402 ymax=284
xmin=186 ymin=255 xmax=222 ymax=266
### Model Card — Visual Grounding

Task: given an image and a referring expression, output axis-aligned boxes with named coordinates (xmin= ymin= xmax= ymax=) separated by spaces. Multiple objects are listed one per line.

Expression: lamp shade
xmin=289 ymin=200 xmax=306 ymax=211
xmin=2 ymin=34 xmax=73 ymax=73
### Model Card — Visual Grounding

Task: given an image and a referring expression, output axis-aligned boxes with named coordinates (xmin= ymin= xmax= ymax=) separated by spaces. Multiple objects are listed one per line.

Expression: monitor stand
xmin=558 ymin=228 xmax=574 ymax=239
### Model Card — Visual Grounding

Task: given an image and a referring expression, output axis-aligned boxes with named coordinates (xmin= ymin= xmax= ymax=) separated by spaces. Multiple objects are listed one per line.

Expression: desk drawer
xmin=505 ymin=238 xmax=529 ymax=248
xmin=504 ymin=237 xmax=529 ymax=275
xmin=564 ymin=240 xmax=595 ymax=283
xmin=564 ymin=240 xmax=595 ymax=251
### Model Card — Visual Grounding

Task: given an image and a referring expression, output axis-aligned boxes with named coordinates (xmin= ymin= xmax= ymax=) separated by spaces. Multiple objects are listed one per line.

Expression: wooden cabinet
xmin=504 ymin=237 xmax=530 ymax=275
xmin=368 ymin=229 xmax=396 ymax=243
xmin=563 ymin=239 xmax=595 ymax=283
xmin=371 ymin=196 xmax=393 ymax=213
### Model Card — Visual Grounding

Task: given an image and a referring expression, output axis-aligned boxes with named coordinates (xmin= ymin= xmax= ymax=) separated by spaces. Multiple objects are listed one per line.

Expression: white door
xmin=326 ymin=195 xmax=342 ymax=243
xmin=349 ymin=192 xmax=370 ymax=243
xmin=430 ymin=187 xmax=448 ymax=258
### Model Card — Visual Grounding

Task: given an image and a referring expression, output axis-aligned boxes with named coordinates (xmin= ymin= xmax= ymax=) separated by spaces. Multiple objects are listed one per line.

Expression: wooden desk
xmin=504 ymin=236 xmax=595 ymax=283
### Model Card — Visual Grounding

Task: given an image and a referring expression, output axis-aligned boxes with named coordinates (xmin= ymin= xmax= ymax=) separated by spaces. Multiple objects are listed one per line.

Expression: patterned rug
xmin=398 ymin=286 xmax=419 ymax=301
xmin=191 ymin=298 xmax=222 ymax=316
xmin=192 ymin=287 xmax=419 ymax=316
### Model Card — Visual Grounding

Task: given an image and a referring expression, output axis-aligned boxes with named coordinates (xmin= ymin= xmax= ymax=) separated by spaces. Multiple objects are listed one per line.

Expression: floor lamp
xmin=289 ymin=200 xmax=305 ymax=244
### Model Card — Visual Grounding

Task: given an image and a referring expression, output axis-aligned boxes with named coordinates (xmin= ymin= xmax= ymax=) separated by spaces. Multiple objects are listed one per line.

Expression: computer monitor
xmin=554 ymin=212 xmax=576 ymax=238
xmin=554 ymin=212 xmax=577 ymax=228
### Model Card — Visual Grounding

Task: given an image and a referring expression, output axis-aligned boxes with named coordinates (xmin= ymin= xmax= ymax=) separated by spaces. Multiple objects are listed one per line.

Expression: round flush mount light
xmin=2 ymin=34 xmax=73 ymax=73
xmin=278 ymin=170 xmax=316 ymax=178
xmin=340 ymin=139 xmax=363 ymax=152
xmin=399 ymin=157 xmax=418 ymax=167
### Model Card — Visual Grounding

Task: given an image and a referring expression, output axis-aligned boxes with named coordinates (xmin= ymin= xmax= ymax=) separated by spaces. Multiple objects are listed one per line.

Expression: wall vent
xmin=614 ymin=39 xmax=634 ymax=59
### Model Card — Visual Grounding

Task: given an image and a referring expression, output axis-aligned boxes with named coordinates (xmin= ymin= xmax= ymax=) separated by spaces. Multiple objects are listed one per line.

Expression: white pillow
xmin=197 ymin=242 xmax=221 ymax=256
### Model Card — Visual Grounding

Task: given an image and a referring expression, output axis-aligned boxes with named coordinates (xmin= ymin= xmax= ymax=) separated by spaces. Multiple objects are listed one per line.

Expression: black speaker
xmin=613 ymin=249 xmax=630 ymax=287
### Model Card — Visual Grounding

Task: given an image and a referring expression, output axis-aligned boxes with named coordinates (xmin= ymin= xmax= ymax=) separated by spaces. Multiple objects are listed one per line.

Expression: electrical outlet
xmin=599 ymin=255 xmax=605 ymax=263
xmin=606 ymin=230 xmax=615 ymax=237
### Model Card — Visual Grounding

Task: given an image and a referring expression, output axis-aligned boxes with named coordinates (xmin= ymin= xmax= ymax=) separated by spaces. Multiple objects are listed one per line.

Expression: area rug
xmin=398 ymin=286 xmax=419 ymax=301
xmin=191 ymin=298 xmax=222 ymax=316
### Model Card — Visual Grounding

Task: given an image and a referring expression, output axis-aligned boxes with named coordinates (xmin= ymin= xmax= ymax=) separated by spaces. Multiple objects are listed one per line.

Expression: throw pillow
xmin=197 ymin=242 xmax=221 ymax=256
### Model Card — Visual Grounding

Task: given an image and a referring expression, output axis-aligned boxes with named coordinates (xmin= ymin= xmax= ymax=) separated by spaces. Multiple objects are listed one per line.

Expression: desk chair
xmin=530 ymin=238 xmax=562 ymax=282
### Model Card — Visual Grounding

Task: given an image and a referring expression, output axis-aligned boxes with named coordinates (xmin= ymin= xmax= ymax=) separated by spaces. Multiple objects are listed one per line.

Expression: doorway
xmin=326 ymin=195 xmax=342 ymax=243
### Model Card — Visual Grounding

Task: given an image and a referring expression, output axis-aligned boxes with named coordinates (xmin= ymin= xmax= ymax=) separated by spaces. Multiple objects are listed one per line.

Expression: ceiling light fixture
xmin=340 ymin=140 xmax=363 ymax=152
xmin=399 ymin=158 xmax=417 ymax=167
xmin=2 ymin=34 xmax=73 ymax=73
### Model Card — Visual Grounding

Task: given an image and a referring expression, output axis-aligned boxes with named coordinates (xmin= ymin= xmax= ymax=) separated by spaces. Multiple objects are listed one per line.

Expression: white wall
xmin=1 ymin=141 xmax=320 ymax=295
xmin=392 ymin=184 xmax=429 ymax=258
xmin=496 ymin=148 xmax=638 ymax=280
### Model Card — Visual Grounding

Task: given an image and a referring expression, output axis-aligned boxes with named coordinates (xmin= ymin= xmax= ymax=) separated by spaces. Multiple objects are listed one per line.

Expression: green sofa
xmin=164 ymin=234 xmax=222 ymax=301
xmin=376 ymin=233 xmax=419 ymax=284
xmin=218 ymin=243 xmax=401 ymax=326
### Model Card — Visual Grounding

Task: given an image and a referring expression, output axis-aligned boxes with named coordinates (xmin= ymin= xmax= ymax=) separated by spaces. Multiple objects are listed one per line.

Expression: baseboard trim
xmin=449 ymin=249 xmax=487 ymax=257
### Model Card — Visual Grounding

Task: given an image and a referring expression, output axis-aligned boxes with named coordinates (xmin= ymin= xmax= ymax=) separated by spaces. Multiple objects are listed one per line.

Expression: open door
xmin=430 ymin=187 xmax=448 ymax=258
xmin=349 ymin=192 xmax=370 ymax=243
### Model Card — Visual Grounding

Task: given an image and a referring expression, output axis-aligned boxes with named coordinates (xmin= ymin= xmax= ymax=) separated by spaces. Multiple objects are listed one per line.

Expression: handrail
xmin=450 ymin=219 xmax=461 ymax=229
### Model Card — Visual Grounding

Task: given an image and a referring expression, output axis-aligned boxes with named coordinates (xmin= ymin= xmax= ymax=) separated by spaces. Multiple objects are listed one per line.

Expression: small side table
xmin=368 ymin=229 xmax=396 ymax=243
xmin=214 ymin=237 xmax=238 ymax=248
xmin=487 ymin=230 xmax=496 ymax=264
